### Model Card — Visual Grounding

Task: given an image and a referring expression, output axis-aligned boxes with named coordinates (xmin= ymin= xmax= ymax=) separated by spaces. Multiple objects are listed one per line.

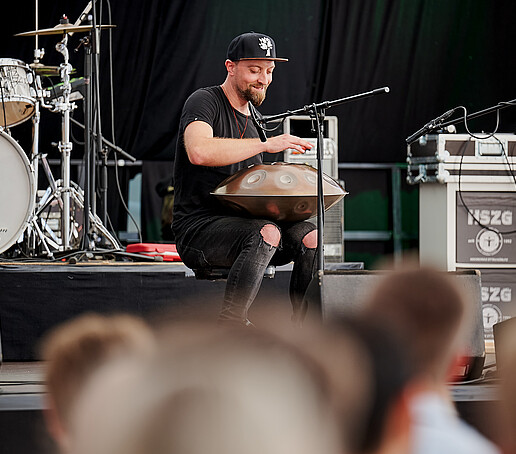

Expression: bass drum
xmin=0 ymin=131 xmax=35 ymax=253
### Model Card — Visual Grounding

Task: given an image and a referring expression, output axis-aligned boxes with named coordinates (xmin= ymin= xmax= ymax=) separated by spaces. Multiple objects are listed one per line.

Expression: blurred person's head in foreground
xmin=331 ymin=316 xmax=415 ymax=454
xmin=40 ymin=313 xmax=156 ymax=452
xmin=70 ymin=316 xmax=373 ymax=454
xmin=362 ymin=266 xmax=472 ymax=386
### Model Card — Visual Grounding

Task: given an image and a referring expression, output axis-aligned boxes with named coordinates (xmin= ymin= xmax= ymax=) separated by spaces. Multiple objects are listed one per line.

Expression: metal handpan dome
xmin=211 ymin=162 xmax=347 ymax=222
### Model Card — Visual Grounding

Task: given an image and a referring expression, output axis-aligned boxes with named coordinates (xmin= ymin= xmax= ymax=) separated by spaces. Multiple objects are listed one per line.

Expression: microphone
xmin=249 ymin=102 xmax=267 ymax=142
xmin=406 ymin=108 xmax=455 ymax=144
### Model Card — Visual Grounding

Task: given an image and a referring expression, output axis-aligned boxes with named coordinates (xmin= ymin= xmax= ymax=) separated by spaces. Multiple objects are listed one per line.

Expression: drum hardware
xmin=45 ymin=77 xmax=85 ymax=103
xmin=30 ymin=63 xmax=77 ymax=78
xmin=10 ymin=9 xmax=124 ymax=258
xmin=0 ymin=3 xmax=124 ymax=259
xmin=33 ymin=177 xmax=119 ymax=254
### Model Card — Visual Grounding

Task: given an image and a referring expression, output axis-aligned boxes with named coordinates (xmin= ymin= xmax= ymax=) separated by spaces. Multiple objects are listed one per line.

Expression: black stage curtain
xmin=4 ymin=0 xmax=516 ymax=165
xmin=313 ymin=0 xmax=516 ymax=162
xmin=3 ymin=0 xmax=516 ymax=241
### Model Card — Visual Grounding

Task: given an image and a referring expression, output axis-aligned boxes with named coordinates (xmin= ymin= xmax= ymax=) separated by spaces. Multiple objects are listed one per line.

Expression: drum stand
xmin=23 ymin=32 xmax=120 ymax=257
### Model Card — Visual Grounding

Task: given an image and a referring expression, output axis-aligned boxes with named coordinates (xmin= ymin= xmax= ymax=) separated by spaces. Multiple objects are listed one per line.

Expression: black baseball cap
xmin=226 ymin=32 xmax=288 ymax=62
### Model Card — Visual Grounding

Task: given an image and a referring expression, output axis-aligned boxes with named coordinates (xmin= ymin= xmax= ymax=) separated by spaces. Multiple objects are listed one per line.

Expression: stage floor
xmin=0 ymin=362 xmax=45 ymax=411
xmin=0 ymin=358 xmax=502 ymax=454
xmin=0 ymin=359 xmax=499 ymax=412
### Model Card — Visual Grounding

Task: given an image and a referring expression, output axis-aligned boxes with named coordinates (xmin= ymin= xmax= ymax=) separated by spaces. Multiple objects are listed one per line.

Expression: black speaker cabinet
xmin=304 ymin=270 xmax=486 ymax=380
xmin=493 ymin=317 xmax=516 ymax=373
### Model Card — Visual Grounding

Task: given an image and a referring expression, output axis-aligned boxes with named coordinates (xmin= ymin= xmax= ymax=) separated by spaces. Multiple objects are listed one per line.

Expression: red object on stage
xmin=126 ymin=243 xmax=182 ymax=262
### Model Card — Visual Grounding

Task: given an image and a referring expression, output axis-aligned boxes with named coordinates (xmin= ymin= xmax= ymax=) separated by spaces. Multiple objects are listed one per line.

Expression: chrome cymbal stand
xmin=35 ymin=26 xmax=120 ymax=255
xmin=54 ymin=33 xmax=75 ymax=250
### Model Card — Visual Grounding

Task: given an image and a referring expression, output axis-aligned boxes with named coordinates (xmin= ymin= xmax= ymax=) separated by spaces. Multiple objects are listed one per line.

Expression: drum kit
xmin=0 ymin=6 xmax=121 ymax=259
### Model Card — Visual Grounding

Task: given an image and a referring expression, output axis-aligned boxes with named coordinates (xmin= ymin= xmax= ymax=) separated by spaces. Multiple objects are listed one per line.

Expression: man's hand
xmin=265 ymin=134 xmax=313 ymax=155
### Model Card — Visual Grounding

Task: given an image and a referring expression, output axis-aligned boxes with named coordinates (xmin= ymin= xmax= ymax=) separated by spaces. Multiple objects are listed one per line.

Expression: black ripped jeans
xmin=176 ymin=216 xmax=317 ymax=323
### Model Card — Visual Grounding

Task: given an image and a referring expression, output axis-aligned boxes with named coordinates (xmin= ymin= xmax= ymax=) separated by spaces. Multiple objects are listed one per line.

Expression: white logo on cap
xmin=259 ymin=37 xmax=273 ymax=56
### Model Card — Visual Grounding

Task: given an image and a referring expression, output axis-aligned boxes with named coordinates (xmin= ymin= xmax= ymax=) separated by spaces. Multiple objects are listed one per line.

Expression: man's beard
xmin=238 ymin=85 xmax=267 ymax=106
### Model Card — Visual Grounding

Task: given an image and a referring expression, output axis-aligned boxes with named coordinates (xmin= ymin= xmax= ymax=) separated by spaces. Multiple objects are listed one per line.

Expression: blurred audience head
xmin=332 ymin=316 xmax=414 ymax=454
xmin=40 ymin=313 xmax=156 ymax=452
xmin=362 ymin=266 xmax=471 ymax=382
xmin=70 ymin=318 xmax=372 ymax=454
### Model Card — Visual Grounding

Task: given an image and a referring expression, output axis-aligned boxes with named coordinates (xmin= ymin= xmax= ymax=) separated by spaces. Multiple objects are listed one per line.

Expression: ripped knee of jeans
xmin=302 ymin=229 xmax=318 ymax=249
xmin=260 ymin=224 xmax=281 ymax=248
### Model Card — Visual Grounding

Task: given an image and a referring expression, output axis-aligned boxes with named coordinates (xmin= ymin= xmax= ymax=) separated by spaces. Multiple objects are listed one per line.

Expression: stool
xmin=193 ymin=265 xmax=276 ymax=281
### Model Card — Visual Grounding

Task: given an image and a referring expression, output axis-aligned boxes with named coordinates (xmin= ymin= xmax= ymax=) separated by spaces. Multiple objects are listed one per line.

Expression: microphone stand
xmin=74 ymin=1 xmax=130 ymax=253
xmin=259 ymin=87 xmax=390 ymax=273
xmin=405 ymin=97 xmax=516 ymax=144
xmin=71 ymin=117 xmax=134 ymax=161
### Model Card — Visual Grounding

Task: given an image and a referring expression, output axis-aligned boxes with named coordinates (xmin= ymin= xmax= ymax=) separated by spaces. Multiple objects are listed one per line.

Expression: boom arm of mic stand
xmin=259 ymin=87 xmax=390 ymax=124
xmin=440 ymin=98 xmax=516 ymax=129
xmin=406 ymin=97 xmax=516 ymax=144
xmin=70 ymin=117 xmax=136 ymax=162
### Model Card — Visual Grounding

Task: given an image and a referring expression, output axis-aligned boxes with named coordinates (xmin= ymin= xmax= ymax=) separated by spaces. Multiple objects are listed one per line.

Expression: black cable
xmin=258 ymin=117 xmax=286 ymax=134
xmin=114 ymin=159 xmax=143 ymax=243
xmin=70 ymin=110 xmax=85 ymax=146
xmin=456 ymin=105 xmax=516 ymax=235
xmin=500 ymin=134 xmax=516 ymax=187
xmin=460 ymin=104 xmax=500 ymax=140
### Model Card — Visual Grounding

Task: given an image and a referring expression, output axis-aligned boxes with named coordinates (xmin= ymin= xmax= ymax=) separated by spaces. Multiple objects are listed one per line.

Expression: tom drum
xmin=0 ymin=58 xmax=36 ymax=127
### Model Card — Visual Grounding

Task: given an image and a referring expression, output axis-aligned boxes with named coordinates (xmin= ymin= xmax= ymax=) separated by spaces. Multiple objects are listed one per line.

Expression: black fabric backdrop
xmin=2 ymin=0 xmax=516 ymax=237
xmin=3 ymin=0 xmax=516 ymax=163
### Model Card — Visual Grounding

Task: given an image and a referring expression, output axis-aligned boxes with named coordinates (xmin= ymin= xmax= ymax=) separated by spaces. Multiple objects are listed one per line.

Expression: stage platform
xmin=0 ymin=260 xmax=299 ymax=361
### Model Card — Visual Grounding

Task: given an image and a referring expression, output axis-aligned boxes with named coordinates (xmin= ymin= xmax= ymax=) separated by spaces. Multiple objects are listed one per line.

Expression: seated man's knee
xmin=260 ymin=224 xmax=281 ymax=247
xmin=302 ymin=229 xmax=318 ymax=249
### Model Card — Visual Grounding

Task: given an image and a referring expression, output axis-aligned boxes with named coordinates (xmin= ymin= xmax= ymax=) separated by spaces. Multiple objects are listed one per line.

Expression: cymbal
xmin=15 ymin=23 xmax=116 ymax=37
xmin=29 ymin=63 xmax=76 ymax=77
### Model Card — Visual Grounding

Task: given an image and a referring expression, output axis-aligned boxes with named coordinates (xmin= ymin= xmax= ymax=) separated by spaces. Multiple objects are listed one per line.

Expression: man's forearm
xmin=186 ymin=136 xmax=268 ymax=166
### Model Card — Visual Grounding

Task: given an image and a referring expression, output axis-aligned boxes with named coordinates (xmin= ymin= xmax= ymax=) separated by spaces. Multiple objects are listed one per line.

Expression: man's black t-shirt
xmin=172 ymin=86 xmax=262 ymax=241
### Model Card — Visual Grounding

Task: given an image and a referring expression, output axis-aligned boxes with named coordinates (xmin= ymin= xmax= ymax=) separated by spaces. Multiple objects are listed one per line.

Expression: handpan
xmin=211 ymin=162 xmax=347 ymax=222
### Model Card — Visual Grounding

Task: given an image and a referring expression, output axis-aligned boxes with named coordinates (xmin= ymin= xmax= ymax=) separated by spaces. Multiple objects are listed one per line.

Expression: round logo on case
xmin=475 ymin=228 xmax=503 ymax=256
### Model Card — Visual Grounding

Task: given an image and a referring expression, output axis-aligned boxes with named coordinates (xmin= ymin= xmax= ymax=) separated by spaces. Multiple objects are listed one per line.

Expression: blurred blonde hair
xmin=40 ymin=313 xmax=155 ymax=425
xmin=72 ymin=318 xmax=369 ymax=454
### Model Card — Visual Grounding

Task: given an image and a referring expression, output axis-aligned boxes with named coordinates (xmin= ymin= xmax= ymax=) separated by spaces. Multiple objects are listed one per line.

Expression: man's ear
xmin=225 ymin=59 xmax=237 ymax=75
